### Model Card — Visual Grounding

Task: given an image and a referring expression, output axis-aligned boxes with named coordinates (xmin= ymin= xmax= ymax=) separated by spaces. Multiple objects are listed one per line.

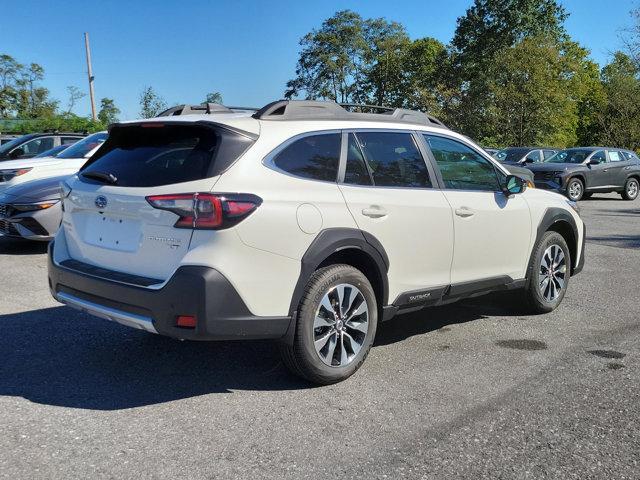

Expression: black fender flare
xmin=527 ymin=207 xmax=581 ymax=279
xmin=287 ymin=228 xmax=390 ymax=317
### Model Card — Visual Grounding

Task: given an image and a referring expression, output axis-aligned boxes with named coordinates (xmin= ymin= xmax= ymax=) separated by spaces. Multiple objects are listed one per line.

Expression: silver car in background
xmin=0 ymin=175 xmax=68 ymax=241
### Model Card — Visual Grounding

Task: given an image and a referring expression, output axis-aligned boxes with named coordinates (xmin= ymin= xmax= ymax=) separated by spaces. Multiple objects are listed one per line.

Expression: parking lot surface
xmin=1 ymin=194 xmax=639 ymax=479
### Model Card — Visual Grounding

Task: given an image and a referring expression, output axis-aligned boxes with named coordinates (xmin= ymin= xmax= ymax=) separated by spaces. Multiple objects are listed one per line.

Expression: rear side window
xmin=543 ymin=149 xmax=557 ymax=160
xmin=272 ymin=133 xmax=340 ymax=182
xmin=58 ymin=132 xmax=108 ymax=159
xmin=622 ymin=151 xmax=639 ymax=162
xmin=424 ymin=135 xmax=501 ymax=191
xmin=81 ymin=125 xmax=254 ymax=187
xmin=608 ymin=151 xmax=623 ymax=162
xmin=354 ymin=132 xmax=431 ymax=188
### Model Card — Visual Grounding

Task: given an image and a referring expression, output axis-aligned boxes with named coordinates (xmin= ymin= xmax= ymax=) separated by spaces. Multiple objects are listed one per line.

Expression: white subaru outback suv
xmin=48 ymin=101 xmax=585 ymax=384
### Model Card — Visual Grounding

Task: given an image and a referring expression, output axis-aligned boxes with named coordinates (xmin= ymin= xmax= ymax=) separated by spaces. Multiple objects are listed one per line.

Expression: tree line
xmin=285 ymin=0 xmax=640 ymax=151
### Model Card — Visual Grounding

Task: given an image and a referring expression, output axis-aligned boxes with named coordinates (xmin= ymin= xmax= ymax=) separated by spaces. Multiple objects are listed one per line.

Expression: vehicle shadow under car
xmin=0 ymin=293 xmax=525 ymax=411
xmin=0 ymin=237 xmax=49 ymax=255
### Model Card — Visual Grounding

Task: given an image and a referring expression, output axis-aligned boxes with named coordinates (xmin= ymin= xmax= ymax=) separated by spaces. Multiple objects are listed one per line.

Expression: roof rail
xmin=251 ymin=100 xmax=447 ymax=128
xmin=156 ymin=104 xmax=259 ymax=117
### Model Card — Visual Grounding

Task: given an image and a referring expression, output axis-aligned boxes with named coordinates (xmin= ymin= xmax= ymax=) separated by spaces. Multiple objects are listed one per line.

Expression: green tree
xmin=596 ymin=52 xmax=640 ymax=150
xmin=205 ymin=91 xmax=223 ymax=104
xmin=65 ymin=86 xmax=86 ymax=114
xmin=98 ymin=97 xmax=120 ymax=125
xmin=445 ymin=0 xmax=569 ymax=140
xmin=285 ymin=10 xmax=369 ymax=102
xmin=139 ymin=86 xmax=167 ymax=118
xmin=0 ymin=54 xmax=21 ymax=117
xmin=15 ymin=63 xmax=57 ymax=118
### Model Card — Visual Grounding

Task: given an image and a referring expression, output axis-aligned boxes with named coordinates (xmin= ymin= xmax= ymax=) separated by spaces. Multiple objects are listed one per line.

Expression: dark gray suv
xmin=527 ymin=147 xmax=640 ymax=201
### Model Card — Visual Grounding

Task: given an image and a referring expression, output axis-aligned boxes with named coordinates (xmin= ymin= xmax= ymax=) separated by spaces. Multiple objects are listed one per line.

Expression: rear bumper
xmin=48 ymin=243 xmax=292 ymax=341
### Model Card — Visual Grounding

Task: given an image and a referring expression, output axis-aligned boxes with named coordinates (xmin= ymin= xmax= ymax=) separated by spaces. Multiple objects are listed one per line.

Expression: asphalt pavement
xmin=0 ymin=193 xmax=638 ymax=479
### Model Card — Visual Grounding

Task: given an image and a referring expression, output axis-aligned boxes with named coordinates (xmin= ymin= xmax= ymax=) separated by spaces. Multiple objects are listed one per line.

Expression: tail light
xmin=146 ymin=192 xmax=262 ymax=230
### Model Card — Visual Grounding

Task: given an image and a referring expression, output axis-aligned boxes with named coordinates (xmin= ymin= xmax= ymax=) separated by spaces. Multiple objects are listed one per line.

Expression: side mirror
xmin=504 ymin=175 xmax=526 ymax=196
xmin=9 ymin=148 xmax=24 ymax=159
xmin=587 ymin=158 xmax=601 ymax=166
xmin=524 ymin=157 xmax=535 ymax=164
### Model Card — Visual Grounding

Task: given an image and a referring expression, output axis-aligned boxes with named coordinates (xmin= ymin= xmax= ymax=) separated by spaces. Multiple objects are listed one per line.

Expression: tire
xmin=621 ymin=177 xmax=639 ymax=201
xmin=280 ymin=264 xmax=378 ymax=384
xmin=523 ymin=231 xmax=571 ymax=314
xmin=566 ymin=178 xmax=584 ymax=201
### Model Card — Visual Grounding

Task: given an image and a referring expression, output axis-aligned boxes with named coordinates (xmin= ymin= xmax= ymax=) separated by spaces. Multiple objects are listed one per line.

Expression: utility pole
xmin=84 ymin=32 xmax=97 ymax=121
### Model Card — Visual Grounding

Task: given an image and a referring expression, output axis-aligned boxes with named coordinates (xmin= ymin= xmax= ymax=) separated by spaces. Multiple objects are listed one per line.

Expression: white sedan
xmin=0 ymin=131 xmax=107 ymax=193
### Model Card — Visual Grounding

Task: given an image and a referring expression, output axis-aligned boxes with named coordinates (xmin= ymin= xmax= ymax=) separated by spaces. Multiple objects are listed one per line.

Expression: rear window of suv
xmin=80 ymin=124 xmax=254 ymax=187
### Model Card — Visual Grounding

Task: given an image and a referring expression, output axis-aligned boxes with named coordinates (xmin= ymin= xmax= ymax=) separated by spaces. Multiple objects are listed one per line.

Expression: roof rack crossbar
xmin=251 ymin=100 xmax=447 ymax=129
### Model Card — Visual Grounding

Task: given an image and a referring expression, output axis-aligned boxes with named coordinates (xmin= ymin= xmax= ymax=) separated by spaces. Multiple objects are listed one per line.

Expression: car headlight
xmin=566 ymin=199 xmax=580 ymax=216
xmin=0 ymin=168 xmax=33 ymax=182
xmin=11 ymin=200 xmax=59 ymax=213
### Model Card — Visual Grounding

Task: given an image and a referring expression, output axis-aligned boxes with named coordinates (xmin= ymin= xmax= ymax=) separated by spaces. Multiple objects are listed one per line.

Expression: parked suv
xmin=0 ymin=132 xmax=85 ymax=161
xmin=48 ymin=101 xmax=585 ymax=384
xmin=494 ymin=147 xmax=558 ymax=165
xmin=527 ymin=147 xmax=640 ymax=201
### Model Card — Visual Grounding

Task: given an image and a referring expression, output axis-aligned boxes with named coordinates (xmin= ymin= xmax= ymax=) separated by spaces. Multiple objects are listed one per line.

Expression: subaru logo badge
xmin=95 ymin=195 xmax=108 ymax=209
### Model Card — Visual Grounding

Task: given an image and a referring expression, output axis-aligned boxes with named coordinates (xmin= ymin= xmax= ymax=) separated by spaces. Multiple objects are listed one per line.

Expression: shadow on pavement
xmin=0 ymin=292 xmax=525 ymax=411
xmin=587 ymin=234 xmax=640 ymax=249
xmin=0 ymin=237 xmax=49 ymax=255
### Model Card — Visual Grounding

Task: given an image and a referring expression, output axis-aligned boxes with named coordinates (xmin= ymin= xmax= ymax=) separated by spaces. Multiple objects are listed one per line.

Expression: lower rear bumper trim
xmin=56 ymin=291 xmax=158 ymax=333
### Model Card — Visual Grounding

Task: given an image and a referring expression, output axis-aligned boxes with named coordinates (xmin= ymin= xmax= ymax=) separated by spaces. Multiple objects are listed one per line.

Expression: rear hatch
xmin=61 ymin=121 xmax=256 ymax=281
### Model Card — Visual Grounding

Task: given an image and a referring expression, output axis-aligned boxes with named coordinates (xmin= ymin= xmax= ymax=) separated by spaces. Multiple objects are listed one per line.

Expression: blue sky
xmin=2 ymin=0 xmax=638 ymax=120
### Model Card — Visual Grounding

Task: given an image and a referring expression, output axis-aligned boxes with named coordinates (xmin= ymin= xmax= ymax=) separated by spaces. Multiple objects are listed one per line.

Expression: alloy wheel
xmin=313 ymin=283 xmax=369 ymax=367
xmin=539 ymin=244 xmax=567 ymax=302
xmin=568 ymin=181 xmax=582 ymax=200
xmin=628 ymin=180 xmax=639 ymax=199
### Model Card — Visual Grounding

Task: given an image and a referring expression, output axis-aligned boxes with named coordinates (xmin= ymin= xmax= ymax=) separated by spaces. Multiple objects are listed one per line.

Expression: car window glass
xmin=424 ymin=135 xmax=501 ymax=191
xmin=525 ymin=150 xmax=540 ymax=162
xmin=608 ymin=151 xmax=622 ymax=162
xmin=273 ymin=133 xmax=340 ymax=182
xmin=354 ymin=132 xmax=431 ymax=188
xmin=543 ymin=150 xmax=556 ymax=160
xmin=19 ymin=137 xmax=54 ymax=156
xmin=592 ymin=150 xmax=607 ymax=162
xmin=61 ymin=137 xmax=81 ymax=145
xmin=622 ymin=151 xmax=639 ymax=162
xmin=344 ymin=134 xmax=372 ymax=186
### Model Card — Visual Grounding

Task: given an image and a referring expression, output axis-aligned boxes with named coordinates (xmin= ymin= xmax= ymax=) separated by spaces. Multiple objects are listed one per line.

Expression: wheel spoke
xmin=339 ymin=334 xmax=348 ymax=366
xmin=314 ymin=314 xmax=334 ymax=329
xmin=314 ymin=330 xmax=334 ymax=352
xmin=324 ymin=333 xmax=337 ymax=365
xmin=345 ymin=296 xmax=367 ymax=321
xmin=540 ymin=276 xmax=550 ymax=291
xmin=320 ymin=295 xmax=336 ymax=318
xmin=343 ymin=331 xmax=362 ymax=357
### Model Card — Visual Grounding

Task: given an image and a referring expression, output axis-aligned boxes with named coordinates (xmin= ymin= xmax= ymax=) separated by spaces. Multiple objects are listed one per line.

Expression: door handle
xmin=455 ymin=207 xmax=475 ymax=218
xmin=361 ymin=206 xmax=387 ymax=218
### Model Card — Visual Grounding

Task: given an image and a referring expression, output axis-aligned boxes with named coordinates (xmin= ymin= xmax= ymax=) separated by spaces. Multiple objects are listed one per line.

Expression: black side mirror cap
xmin=587 ymin=158 xmax=601 ymax=165
xmin=503 ymin=174 xmax=526 ymax=196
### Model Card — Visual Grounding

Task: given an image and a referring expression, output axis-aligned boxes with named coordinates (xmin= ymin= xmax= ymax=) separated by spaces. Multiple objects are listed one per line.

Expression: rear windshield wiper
xmin=81 ymin=171 xmax=118 ymax=185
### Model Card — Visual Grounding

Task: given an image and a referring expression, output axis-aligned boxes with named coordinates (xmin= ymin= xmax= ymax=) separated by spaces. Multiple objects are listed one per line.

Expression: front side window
xmin=424 ymin=135 xmax=501 ymax=191
xmin=272 ymin=133 xmax=340 ymax=182
xmin=354 ymin=132 xmax=431 ymax=188
xmin=591 ymin=150 xmax=607 ymax=163
xmin=608 ymin=150 xmax=622 ymax=162
xmin=525 ymin=150 xmax=541 ymax=162
xmin=344 ymin=134 xmax=372 ymax=186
